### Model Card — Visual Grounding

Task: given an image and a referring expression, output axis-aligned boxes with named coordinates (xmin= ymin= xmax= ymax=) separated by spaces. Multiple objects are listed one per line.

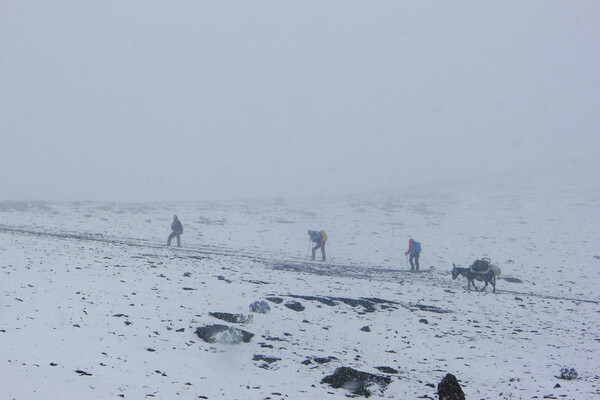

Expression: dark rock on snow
xmin=313 ymin=356 xmax=336 ymax=364
xmin=75 ymin=369 xmax=92 ymax=376
xmin=321 ymin=366 xmax=392 ymax=396
xmin=284 ymin=301 xmax=305 ymax=312
xmin=374 ymin=366 xmax=398 ymax=374
xmin=333 ymin=297 xmax=376 ymax=312
xmin=195 ymin=324 xmax=254 ymax=344
xmin=360 ymin=326 xmax=371 ymax=332
xmin=253 ymin=354 xmax=281 ymax=364
xmin=265 ymin=296 xmax=283 ymax=304
xmin=209 ymin=312 xmax=252 ymax=324
xmin=407 ymin=304 xmax=451 ymax=314
xmin=288 ymin=294 xmax=338 ymax=306
xmin=437 ymin=373 xmax=465 ymax=400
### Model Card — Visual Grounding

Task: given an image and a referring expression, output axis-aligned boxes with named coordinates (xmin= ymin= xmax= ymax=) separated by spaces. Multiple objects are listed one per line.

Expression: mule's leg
xmin=481 ymin=280 xmax=488 ymax=291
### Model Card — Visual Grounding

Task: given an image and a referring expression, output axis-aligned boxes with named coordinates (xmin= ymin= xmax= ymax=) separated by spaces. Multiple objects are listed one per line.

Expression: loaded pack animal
xmin=452 ymin=258 xmax=501 ymax=293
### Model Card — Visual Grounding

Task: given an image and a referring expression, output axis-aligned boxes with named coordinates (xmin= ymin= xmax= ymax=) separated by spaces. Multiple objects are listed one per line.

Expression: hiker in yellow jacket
xmin=308 ymin=230 xmax=327 ymax=261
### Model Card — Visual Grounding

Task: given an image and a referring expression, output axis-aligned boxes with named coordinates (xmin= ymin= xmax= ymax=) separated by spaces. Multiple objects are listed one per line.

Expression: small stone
xmin=209 ymin=312 xmax=253 ymax=324
xmin=252 ymin=354 xmax=281 ymax=364
xmin=75 ymin=370 xmax=92 ymax=376
xmin=265 ymin=297 xmax=283 ymax=304
xmin=360 ymin=326 xmax=371 ymax=332
xmin=313 ymin=356 xmax=335 ymax=364
xmin=375 ymin=366 xmax=398 ymax=374
xmin=284 ymin=301 xmax=305 ymax=312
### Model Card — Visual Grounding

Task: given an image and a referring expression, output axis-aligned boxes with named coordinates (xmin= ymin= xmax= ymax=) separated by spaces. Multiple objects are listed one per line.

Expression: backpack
xmin=413 ymin=241 xmax=421 ymax=252
xmin=471 ymin=258 xmax=490 ymax=272
xmin=319 ymin=230 xmax=328 ymax=242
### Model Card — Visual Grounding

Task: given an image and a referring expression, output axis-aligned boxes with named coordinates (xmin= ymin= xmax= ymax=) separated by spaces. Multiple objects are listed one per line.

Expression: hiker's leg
xmin=409 ymin=253 xmax=415 ymax=271
xmin=167 ymin=232 xmax=176 ymax=246
xmin=321 ymin=242 xmax=326 ymax=261
xmin=176 ymin=234 xmax=181 ymax=247
xmin=415 ymin=253 xmax=420 ymax=271
xmin=312 ymin=244 xmax=318 ymax=260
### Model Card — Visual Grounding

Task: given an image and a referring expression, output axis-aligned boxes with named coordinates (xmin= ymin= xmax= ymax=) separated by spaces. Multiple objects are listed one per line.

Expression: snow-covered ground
xmin=1 ymin=163 xmax=599 ymax=399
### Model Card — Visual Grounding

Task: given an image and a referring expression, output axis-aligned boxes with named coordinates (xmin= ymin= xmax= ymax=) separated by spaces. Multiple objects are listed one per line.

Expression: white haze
xmin=1 ymin=1 xmax=599 ymax=201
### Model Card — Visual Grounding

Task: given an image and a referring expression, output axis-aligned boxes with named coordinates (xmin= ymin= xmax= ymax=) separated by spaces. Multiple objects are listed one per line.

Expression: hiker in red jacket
xmin=405 ymin=238 xmax=421 ymax=272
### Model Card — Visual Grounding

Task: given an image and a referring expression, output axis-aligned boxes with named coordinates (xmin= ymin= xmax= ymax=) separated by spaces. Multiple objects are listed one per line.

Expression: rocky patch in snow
xmin=208 ymin=312 xmax=253 ymax=324
xmin=321 ymin=366 xmax=392 ymax=397
xmin=195 ymin=324 xmax=254 ymax=344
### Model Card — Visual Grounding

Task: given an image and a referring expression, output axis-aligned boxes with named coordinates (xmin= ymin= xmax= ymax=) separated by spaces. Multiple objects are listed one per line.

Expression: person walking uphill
xmin=405 ymin=238 xmax=421 ymax=272
xmin=167 ymin=215 xmax=183 ymax=247
xmin=308 ymin=230 xmax=327 ymax=261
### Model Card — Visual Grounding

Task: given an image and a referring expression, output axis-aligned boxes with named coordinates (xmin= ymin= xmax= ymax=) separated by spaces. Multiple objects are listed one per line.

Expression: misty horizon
xmin=2 ymin=2 xmax=599 ymax=202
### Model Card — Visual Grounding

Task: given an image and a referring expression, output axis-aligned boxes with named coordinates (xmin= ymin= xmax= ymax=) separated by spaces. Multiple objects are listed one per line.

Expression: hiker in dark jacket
xmin=308 ymin=230 xmax=326 ymax=261
xmin=167 ymin=215 xmax=183 ymax=247
xmin=405 ymin=238 xmax=421 ymax=271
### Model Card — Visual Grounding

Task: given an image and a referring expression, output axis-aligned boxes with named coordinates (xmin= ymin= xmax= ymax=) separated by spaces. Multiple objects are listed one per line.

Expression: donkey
xmin=452 ymin=261 xmax=500 ymax=293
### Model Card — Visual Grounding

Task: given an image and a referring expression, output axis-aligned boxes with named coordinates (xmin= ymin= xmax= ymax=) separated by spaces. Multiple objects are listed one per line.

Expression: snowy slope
xmin=1 ymin=163 xmax=599 ymax=399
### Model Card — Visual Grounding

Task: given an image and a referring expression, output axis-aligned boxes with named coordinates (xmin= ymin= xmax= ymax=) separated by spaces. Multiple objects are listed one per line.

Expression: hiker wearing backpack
xmin=308 ymin=230 xmax=327 ymax=261
xmin=405 ymin=238 xmax=421 ymax=272
xmin=167 ymin=215 xmax=184 ymax=247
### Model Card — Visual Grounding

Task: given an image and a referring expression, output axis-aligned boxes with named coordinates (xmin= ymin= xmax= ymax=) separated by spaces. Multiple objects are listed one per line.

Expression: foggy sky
xmin=1 ymin=1 xmax=599 ymax=201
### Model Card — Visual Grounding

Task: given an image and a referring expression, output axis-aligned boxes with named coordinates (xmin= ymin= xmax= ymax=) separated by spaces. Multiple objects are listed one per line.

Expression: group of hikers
xmin=166 ymin=215 xmax=422 ymax=271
